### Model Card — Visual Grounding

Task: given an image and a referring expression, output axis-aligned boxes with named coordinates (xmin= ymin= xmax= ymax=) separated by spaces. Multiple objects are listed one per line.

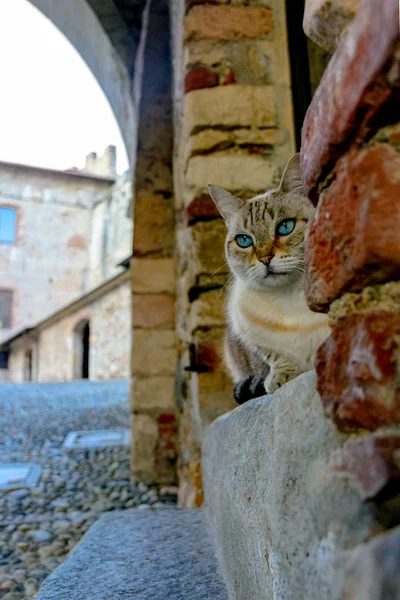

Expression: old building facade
xmin=0 ymin=147 xmax=133 ymax=382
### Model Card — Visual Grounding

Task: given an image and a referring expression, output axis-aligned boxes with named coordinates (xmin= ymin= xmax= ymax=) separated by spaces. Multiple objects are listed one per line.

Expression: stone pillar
xmin=130 ymin=0 xmax=178 ymax=484
xmin=301 ymin=0 xmax=400 ymax=587
xmin=171 ymin=0 xmax=296 ymax=506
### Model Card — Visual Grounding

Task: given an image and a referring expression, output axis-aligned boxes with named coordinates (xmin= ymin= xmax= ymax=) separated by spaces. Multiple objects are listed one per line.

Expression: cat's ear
xmin=279 ymin=154 xmax=304 ymax=194
xmin=208 ymin=185 xmax=244 ymax=221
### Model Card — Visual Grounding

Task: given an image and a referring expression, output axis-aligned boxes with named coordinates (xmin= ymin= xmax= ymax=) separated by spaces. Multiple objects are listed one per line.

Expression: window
xmin=0 ymin=290 xmax=12 ymax=329
xmin=0 ymin=207 xmax=16 ymax=243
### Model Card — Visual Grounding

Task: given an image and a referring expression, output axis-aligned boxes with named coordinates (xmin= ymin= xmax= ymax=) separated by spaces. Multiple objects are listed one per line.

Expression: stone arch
xmin=27 ymin=0 xmax=136 ymax=166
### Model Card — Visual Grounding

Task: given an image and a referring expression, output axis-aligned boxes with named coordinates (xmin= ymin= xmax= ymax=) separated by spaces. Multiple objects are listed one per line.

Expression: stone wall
xmin=8 ymin=276 xmax=131 ymax=383
xmin=204 ymin=2 xmax=400 ymax=596
xmin=0 ymin=161 xmax=132 ymax=349
xmin=171 ymin=0 xmax=296 ymax=506
xmin=129 ymin=0 xmax=178 ymax=486
xmin=301 ymin=0 xmax=400 ymax=435
xmin=88 ymin=175 xmax=133 ymax=288
xmin=0 ymin=163 xmax=113 ymax=344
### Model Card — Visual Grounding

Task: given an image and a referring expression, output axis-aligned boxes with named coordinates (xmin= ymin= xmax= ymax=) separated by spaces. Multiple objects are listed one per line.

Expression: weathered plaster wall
xmin=8 ymin=279 xmax=130 ymax=382
xmin=0 ymin=163 xmax=112 ymax=343
xmin=88 ymin=176 xmax=133 ymax=288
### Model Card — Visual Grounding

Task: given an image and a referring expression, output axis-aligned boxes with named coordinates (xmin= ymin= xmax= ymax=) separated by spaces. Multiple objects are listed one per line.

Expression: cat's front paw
xmin=234 ymin=376 xmax=266 ymax=405
xmin=264 ymin=367 xmax=300 ymax=394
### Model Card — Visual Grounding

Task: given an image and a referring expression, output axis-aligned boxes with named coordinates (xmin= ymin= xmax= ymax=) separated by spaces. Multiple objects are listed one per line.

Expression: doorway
xmin=73 ymin=319 xmax=90 ymax=380
xmin=24 ymin=348 xmax=32 ymax=382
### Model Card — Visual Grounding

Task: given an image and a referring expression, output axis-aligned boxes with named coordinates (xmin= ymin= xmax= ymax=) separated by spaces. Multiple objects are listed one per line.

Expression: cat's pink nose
xmin=258 ymin=256 xmax=272 ymax=266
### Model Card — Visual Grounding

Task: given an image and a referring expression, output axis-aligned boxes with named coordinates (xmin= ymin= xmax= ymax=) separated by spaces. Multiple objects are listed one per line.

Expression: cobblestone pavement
xmin=0 ymin=381 xmax=177 ymax=600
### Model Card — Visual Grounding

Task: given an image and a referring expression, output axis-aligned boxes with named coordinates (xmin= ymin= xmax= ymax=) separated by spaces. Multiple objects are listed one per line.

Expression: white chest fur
xmin=228 ymin=280 xmax=330 ymax=371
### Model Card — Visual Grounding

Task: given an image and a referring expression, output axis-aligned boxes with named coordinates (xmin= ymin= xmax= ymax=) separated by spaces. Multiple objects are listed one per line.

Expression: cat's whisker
xmin=219 ymin=275 xmax=233 ymax=297
xmin=206 ymin=263 xmax=228 ymax=281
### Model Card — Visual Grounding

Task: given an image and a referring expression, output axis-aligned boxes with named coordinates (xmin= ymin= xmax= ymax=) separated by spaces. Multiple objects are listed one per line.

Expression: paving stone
xmin=36 ymin=509 xmax=228 ymax=600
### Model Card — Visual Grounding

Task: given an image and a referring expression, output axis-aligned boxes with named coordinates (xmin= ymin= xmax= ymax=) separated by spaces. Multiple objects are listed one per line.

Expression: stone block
xmin=156 ymin=413 xmax=179 ymax=484
xmin=330 ymin=433 xmax=400 ymax=500
xmin=133 ymin=193 xmax=174 ymax=257
xmin=132 ymin=413 xmax=158 ymax=481
xmin=184 ymin=219 xmax=229 ymax=286
xmin=132 ymin=376 xmax=176 ymax=414
xmin=186 ymin=152 xmax=280 ymax=199
xmin=185 ymin=66 xmax=218 ymax=92
xmin=184 ymin=6 xmax=273 ymax=43
xmin=197 ymin=370 xmax=234 ymax=423
xmin=301 ymin=0 xmax=399 ymax=198
xmin=185 ymin=128 xmax=282 ymax=163
xmin=190 ymin=327 xmax=226 ymax=371
xmin=184 ymin=85 xmax=277 ymax=133
xmin=132 ymin=294 xmax=175 ymax=328
xmin=178 ymin=459 xmax=204 ymax=509
xmin=303 ymin=0 xmax=359 ymax=53
xmin=203 ymin=371 xmax=379 ymax=600
xmin=336 ymin=527 xmax=400 ymax=600
xmin=36 ymin=510 xmax=229 ymax=600
xmin=305 ymin=145 xmax=400 ymax=311
xmin=131 ymin=258 xmax=175 ymax=294
xmin=329 ymin=281 xmax=400 ymax=323
xmin=132 ymin=329 xmax=176 ymax=377
xmin=316 ymin=311 xmax=400 ymax=431
xmin=189 ymin=289 xmax=226 ymax=334
xmin=186 ymin=194 xmax=221 ymax=224
xmin=185 ymin=40 xmax=275 ymax=86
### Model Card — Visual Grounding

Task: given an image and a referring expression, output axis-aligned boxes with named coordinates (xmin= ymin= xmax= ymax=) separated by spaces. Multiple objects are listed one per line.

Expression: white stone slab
xmin=63 ymin=429 xmax=130 ymax=449
xmin=0 ymin=463 xmax=41 ymax=489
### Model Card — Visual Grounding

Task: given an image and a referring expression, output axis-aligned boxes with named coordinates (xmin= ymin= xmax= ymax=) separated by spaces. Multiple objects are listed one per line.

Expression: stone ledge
xmin=36 ymin=508 xmax=228 ymax=600
xmin=203 ymin=371 xmax=398 ymax=599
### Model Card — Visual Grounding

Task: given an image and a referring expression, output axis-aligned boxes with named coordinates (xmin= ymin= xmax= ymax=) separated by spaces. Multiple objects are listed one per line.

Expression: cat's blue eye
xmin=235 ymin=234 xmax=254 ymax=248
xmin=276 ymin=219 xmax=296 ymax=236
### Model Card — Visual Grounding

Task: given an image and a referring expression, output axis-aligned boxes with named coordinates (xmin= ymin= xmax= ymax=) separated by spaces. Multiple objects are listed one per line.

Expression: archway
xmin=23 ymin=348 xmax=33 ymax=382
xmin=73 ymin=319 xmax=90 ymax=380
xmin=27 ymin=0 xmax=136 ymax=167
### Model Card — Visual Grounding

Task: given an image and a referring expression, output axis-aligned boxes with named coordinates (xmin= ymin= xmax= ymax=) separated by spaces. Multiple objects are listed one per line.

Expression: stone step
xmin=36 ymin=507 xmax=228 ymax=600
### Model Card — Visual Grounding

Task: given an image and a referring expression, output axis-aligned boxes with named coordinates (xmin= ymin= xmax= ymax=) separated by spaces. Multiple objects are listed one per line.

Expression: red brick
xmin=316 ymin=311 xmax=400 ymax=431
xmin=185 ymin=66 xmax=218 ymax=93
xmin=132 ymin=294 xmax=175 ymax=328
xmin=223 ymin=69 xmax=236 ymax=85
xmin=331 ymin=433 xmax=400 ymax=500
xmin=186 ymin=194 xmax=220 ymax=224
xmin=305 ymin=145 xmax=400 ymax=311
xmin=301 ymin=0 xmax=399 ymax=199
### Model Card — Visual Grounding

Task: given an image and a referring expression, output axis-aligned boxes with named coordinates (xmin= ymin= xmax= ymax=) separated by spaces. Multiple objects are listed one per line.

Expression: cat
xmin=208 ymin=154 xmax=330 ymax=404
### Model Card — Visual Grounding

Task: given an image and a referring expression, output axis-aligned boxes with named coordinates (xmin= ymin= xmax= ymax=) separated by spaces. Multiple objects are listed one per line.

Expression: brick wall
xmin=172 ymin=0 xmax=296 ymax=506
xmin=301 ymin=0 xmax=400 ymax=581
xmin=130 ymin=0 xmax=178 ymax=485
